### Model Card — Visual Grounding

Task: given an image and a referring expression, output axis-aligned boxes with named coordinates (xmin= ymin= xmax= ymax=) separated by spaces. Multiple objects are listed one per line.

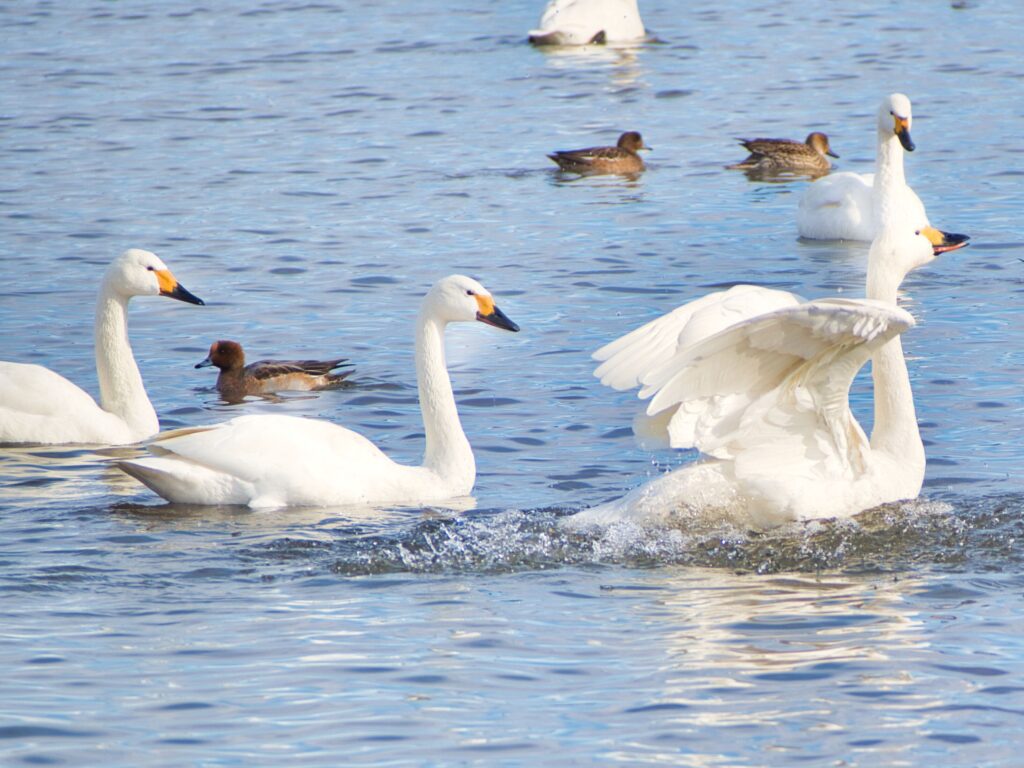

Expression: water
xmin=2 ymin=0 xmax=1024 ymax=764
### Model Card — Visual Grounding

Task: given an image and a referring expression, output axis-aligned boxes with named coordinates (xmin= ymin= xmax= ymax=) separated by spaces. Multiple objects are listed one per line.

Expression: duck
xmin=565 ymin=222 xmax=945 ymax=531
xmin=0 ymin=249 xmax=204 ymax=446
xmin=548 ymin=131 xmax=650 ymax=175
xmin=797 ymin=93 xmax=969 ymax=253
xmin=196 ymin=340 xmax=353 ymax=403
xmin=528 ymin=0 xmax=645 ymax=45
xmin=116 ymin=275 xmax=519 ymax=508
xmin=729 ymin=132 xmax=838 ymax=175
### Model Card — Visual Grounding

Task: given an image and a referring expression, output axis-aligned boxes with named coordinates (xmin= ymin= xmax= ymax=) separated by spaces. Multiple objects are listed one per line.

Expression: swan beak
xmin=195 ymin=354 xmax=214 ymax=369
xmin=920 ymin=226 xmax=971 ymax=254
xmin=475 ymin=295 xmax=520 ymax=332
xmin=156 ymin=269 xmax=205 ymax=305
xmin=893 ymin=116 xmax=915 ymax=152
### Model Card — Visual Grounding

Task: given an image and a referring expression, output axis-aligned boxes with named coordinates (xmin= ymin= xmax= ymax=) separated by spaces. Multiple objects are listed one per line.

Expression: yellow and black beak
xmin=156 ymin=269 xmax=205 ymax=305
xmin=920 ymin=226 xmax=970 ymax=254
xmin=893 ymin=115 xmax=915 ymax=152
xmin=474 ymin=294 xmax=520 ymax=333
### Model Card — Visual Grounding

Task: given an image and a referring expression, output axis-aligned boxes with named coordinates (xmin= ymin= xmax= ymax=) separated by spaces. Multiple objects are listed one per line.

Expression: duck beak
xmin=826 ymin=149 xmax=839 ymax=158
xmin=195 ymin=354 xmax=213 ymax=369
xmin=894 ymin=116 xmax=915 ymax=152
xmin=474 ymin=295 xmax=519 ymax=332
xmin=156 ymin=269 xmax=205 ymax=305
xmin=920 ymin=226 xmax=970 ymax=254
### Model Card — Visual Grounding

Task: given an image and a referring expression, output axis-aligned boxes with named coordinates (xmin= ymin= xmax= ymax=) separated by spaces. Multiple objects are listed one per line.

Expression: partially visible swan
xmin=566 ymin=224 xmax=941 ymax=530
xmin=529 ymin=0 xmax=645 ymax=46
xmin=797 ymin=94 xmax=969 ymax=253
xmin=117 ymin=275 xmax=519 ymax=508
xmin=548 ymin=131 xmax=650 ymax=175
xmin=196 ymin=340 xmax=353 ymax=403
xmin=0 ymin=249 xmax=204 ymax=446
xmin=729 ymin=132 xmax=838 ymax=176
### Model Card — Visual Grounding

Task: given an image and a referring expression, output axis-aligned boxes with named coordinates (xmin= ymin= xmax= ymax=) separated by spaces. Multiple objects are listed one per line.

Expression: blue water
xmin=2 ymin=0 xmax=1024 ymax=764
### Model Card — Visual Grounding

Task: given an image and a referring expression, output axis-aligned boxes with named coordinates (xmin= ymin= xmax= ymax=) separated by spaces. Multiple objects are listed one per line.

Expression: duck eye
xmin=914 ymin=230 xmax=921 ymax=236
xmin=146 ymin=266 xmax=155 ymax=271
xmin=466 ymin=289 xmax=475 ymax=296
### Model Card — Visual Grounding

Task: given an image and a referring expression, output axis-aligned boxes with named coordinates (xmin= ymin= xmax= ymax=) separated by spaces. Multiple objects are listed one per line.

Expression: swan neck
xmin=95 ymin=287 xmax=158 ymax=439
xmin=866 ymin=252 xmax=922 ymax=466
xmin=869 ymin=334 xmax=923 ymax=465
xmin=874 ymin=132 xmax=907 ymax=227
xmin=415 ymin=311 xmax=474 ymax=485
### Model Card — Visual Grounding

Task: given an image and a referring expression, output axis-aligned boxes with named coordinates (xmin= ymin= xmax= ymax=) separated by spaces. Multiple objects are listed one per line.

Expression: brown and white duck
xmin=197 ymin=340 xmax=353 ymax=402
xmin=548 ymin=131 xmax=650 ymax=175
xmin=730 ymin=132 xmax=839 ymax=175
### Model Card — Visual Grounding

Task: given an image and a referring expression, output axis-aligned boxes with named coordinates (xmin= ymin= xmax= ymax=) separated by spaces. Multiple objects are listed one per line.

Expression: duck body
xmin=797 ymin=94 xmax=969 ymax=252
xmin=118 ymin=275 xmax=519 ymax=508
xmin=731 ymin=132 xmax=838 ymax=175
xmin=197 ymin=340 xmax=352 ymax=402
xmin=529 ymin=0 xmax=645 ymax=45
xmin=548 ymin=131 xmax=649 ymax=175
xmin=567 ymin=225 xmax=940 ymax=530
xmin=0 ymin=249 xmax=204 ymax=446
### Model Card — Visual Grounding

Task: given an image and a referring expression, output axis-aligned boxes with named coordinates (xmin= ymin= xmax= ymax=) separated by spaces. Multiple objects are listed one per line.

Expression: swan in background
xmin=0 ymin=249 xmax=204 ymax=446
xmin=797 ymin=93 xmax=969 ymax=253
xmin=117 ymin=275 xmax=520 ymax=508
xmin=529 ymin=0 xmax=645 ymax=46
xmin=566 ymin=224 xmax=942 ymax=530
xmin=196 ymin=340 xmax=353 ymax=403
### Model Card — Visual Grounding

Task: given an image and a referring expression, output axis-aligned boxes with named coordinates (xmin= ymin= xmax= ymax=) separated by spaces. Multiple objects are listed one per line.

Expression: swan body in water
xmin=797 ymin=93 xmax=969 ymax=253
xmin=567 ymin=225 xmax=942 ymax=530
xmin=0 ymin=249 xmax=204 ymax=446
xmin=117 ymin=275 xmax=519 ymax=508
xmin=528 ymin=0 xmax=645 ymax=46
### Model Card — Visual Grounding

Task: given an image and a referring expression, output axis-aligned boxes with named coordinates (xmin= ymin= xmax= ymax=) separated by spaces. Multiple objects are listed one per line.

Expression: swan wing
xmin=594 ymin=285 xmax=803 ymax=392
xmin=642 ymin=299 xmax=914 ymax=471
xmin=0 ymin=362 xmax=127 ymax=444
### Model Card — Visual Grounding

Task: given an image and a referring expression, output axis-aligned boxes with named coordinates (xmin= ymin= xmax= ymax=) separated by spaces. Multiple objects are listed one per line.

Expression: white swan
xmin=566 ymin=224 xmax=940 ymax=530
xmin=797 ymin=93 xmax=969 ymax=253
xmin=117 ymin=275 xmax=520 ymax=508
xmin=0 ymin=249 xmax=204 ymax=446
xmin=528 ymin=0 xmax=645 ymax=45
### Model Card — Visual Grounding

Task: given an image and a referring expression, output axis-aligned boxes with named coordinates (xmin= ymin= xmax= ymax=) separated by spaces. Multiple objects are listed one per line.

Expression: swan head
xmin=196 ymin=340 xmax=245 ymax=372
xmin=105 ymin=249 xmax=205 ymax=305
xmin=878 ymin=93 xmax=914 ymax=152
xmin=872 ymin=226 xmax=937 ymax=281
xmin=425 ymin=275 xmax=520 ymax=332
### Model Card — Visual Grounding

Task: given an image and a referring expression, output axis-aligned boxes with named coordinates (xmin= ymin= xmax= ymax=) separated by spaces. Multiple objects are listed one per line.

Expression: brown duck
xmin=730 ymin=131 xmax=838 ymax=175
xmin=548 ymin=131 xmax=650 ymax=175
xmin=196 ymin=340 xmax=353 ymax=402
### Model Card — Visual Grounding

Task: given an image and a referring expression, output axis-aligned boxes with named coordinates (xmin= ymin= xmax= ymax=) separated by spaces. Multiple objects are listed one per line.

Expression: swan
xmin=565 ymin=224 xmax=942 ymax=530
xmin=196 ymin=340 xmax=353 ymax=403
xmin=528 ymin=0 xmax=645 ymax=46
xmin=116 ymin=275 xmax=519 ymax=508
xmin=797 ymin=93 xmax=969 ymax=253
xmin=0 ymin=249 xmax=204 ymax=446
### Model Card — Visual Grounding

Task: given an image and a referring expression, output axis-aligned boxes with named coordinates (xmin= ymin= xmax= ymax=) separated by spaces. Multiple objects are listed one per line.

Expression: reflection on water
xmin=2 ymin=0 xmax=1024 ymax=764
